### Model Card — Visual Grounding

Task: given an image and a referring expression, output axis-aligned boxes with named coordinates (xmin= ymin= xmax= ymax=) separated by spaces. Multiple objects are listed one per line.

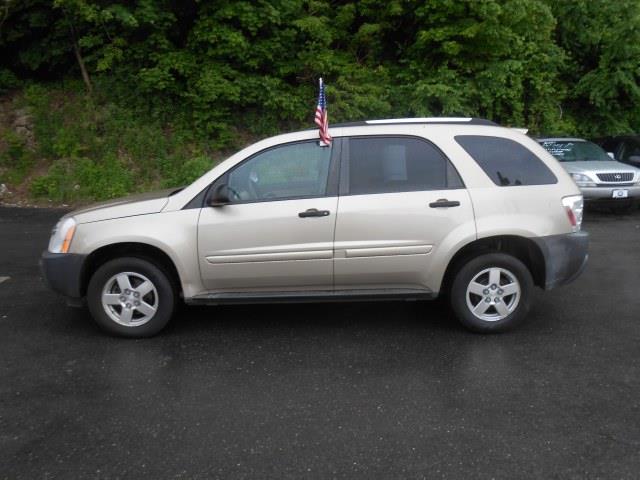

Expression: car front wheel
xmin=87 ymin=257 xmax=176 ymax=337
xmin=450 ymin=253 xmax=533 ymax=333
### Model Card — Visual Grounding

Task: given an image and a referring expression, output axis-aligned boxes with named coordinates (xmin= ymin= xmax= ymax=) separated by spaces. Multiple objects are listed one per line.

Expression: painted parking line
xmin=0 ymin=276 xmax=10 ymax=284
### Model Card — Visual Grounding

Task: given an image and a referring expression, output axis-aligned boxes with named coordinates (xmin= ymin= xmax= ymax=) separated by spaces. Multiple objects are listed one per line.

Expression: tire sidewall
xmin=450 ymin=253 xmax=533 ymax=333
xmin=87 ymin=257 xmax=175 ymax=337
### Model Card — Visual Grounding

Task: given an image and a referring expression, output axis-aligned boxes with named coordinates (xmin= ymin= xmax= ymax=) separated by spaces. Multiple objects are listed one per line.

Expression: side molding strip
xmin=344 ymin=244 xmax=432 ymax=258
xmin=206 ymin=249 xmax=333 ymax=264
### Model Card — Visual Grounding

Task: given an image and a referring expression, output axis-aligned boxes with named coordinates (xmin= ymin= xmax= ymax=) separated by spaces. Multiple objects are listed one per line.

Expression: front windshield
xmin=539 ymin=140 xmax=610 ymax=162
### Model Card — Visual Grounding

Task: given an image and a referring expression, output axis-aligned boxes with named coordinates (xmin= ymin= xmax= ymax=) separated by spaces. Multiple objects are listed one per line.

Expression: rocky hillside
xmin=0 ymin=87 xmax=226 ymax=207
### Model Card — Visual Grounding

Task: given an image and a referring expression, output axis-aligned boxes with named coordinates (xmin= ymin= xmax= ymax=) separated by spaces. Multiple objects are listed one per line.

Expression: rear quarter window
xmin=455 ymin=135 xmax=557 ymax=186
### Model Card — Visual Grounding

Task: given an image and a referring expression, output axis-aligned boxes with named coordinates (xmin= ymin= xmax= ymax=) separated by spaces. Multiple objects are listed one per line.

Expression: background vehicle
xmin=596 ymin=135 xmax=640 ymax=168
xmin=42 ymin=118 xmax=588 ymax=337
xmin=538 ymin=137 xmax=640 ymax=209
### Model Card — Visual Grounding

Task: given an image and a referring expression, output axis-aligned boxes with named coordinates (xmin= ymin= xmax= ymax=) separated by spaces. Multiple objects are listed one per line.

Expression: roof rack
xmin=330 ymin=117 xmax=499 ymax=128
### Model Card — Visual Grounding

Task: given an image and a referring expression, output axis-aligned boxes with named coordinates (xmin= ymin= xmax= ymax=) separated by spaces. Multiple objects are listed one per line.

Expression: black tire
xmin=87 ymin=257 xmax=176 ymax=337
xmin=449 ymin=253 xmax=533 ymax=333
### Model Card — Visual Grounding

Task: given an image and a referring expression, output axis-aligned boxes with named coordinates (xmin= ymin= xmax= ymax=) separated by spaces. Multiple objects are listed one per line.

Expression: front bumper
xmin=579 ymin=185 xmax=640 ymax=200
xmin=40 ymin=251 xmax=86 ymax=299
xmin=532 ymin=231 xmax=589 ymax=290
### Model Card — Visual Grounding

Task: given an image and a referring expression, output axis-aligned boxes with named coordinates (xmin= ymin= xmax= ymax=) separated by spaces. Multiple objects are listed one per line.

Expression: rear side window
xmin=455 ymin=135 xmax=557 ymax=186
xmin=347 ymin=137 xmax=463 ymax=195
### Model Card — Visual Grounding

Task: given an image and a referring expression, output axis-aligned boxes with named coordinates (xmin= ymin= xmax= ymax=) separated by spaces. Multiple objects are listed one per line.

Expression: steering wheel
xmin=227 ymin=185 xmax=242 ymax=201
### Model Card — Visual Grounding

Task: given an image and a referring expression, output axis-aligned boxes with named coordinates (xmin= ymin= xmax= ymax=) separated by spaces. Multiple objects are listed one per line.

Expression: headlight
xmin=570 ymin=173 xmax=596 ymax=187
xmin=48 ymin=217 xmax=77 ymax=253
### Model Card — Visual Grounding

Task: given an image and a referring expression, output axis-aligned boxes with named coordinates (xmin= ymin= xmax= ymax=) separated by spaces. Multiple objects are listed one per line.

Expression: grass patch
xmin=1 ymin=84 xmax=232 ymax=204
xmin=0 ymin=130 xmax=35 ymax=184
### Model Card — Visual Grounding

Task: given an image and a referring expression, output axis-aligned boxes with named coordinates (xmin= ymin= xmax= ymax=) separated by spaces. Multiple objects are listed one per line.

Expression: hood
xmin=560 ymin=160 xmax=640 ymax=176
xmin=70 ymin=188 xmax=179 ymax=224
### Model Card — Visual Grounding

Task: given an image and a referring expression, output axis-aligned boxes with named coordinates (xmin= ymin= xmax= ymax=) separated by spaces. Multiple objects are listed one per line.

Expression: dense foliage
xmin=1 ymin=0 xmax=640 ymax=202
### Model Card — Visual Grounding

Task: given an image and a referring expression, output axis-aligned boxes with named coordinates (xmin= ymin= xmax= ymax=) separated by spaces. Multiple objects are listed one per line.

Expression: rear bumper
xmin=40 ymin=251 xmax=86 ymax=300
xmin=532 ymin=232 xmax=589 ymax=290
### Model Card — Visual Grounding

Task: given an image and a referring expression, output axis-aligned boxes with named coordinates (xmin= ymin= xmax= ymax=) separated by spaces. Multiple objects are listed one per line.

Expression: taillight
xmin=562 ymin=195 xmax=583 ymax=232
xmin=565 ymin=207 xmax=577 ymax=227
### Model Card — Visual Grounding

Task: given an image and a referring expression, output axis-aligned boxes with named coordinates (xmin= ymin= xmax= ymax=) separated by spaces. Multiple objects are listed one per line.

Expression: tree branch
xmin=0 ymin=0 xmax=13 ymax=37
xmin=63 ymin=8 xmax=93 ymax=93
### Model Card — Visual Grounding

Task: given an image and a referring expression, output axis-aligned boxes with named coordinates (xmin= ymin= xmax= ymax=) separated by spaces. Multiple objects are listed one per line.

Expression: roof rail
xmin=331 ymin=117 xmax=499 ymax=127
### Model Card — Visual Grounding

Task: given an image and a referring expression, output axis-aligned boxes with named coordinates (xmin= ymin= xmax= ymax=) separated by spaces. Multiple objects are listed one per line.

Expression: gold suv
xmin=41 ymin=118 xmax=588 ymax=337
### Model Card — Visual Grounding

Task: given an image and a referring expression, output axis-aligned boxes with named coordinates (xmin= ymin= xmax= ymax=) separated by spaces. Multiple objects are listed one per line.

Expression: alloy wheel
xmin=465 ymin=267 xmax=521 ymax=321
xmin=101 ymin=272 xmax=159 ymax=326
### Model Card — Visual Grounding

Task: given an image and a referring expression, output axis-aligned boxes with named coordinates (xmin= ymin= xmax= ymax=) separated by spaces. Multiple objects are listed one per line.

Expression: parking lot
xmin=1 ymin=206 xmax=639 ymax=479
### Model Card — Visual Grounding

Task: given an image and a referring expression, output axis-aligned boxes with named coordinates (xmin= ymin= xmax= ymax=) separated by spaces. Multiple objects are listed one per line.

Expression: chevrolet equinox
xmin=41 ymin=118 xmax=589 ymax=337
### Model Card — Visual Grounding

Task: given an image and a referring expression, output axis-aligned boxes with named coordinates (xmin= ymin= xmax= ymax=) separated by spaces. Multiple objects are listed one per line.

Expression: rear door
xmin=333 ymin=136 xmax=475 ymax=292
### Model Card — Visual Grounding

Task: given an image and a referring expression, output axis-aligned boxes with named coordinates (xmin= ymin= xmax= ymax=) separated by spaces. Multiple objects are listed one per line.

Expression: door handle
xmin=298 ymin=208 xmax=330 ymax=218
xmin=429 ymin=199 xmax=461 ymax=208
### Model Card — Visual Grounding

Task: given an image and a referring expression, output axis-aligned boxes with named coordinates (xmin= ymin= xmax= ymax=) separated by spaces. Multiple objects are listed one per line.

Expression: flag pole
xmin=314 ymin=76 xmax=332 ymax=146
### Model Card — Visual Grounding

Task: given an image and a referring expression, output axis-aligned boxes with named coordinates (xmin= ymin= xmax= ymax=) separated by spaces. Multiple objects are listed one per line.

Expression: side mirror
xmin=607 ymin=152 xmax=615 ymax=159
xmin=628 ymin=155 xmax=640 ymax=165
xmin=208 ymin=183 xmax=231 ymax=207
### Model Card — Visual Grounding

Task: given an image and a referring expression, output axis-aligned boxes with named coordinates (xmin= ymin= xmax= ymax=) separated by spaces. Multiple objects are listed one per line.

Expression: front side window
xmin=621 ymin=140 xmax=640 ymax=163
xmin=227 ymin=141 xmax=332 ymax=202
xmin=538 ymin=140 xmax=610 ymax=163
xmin=456 ymin=135 xmax=557 ymax=186
xmin=347 ymin=137 xmax=462 ymax=195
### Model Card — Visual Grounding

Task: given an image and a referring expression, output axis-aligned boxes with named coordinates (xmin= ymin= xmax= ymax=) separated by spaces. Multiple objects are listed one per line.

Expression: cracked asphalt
xmin=0 ymin=206 xmax=639 ymax=479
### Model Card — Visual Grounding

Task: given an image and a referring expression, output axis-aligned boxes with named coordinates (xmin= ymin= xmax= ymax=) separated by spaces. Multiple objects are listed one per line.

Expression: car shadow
xmin=167 ymin=298 xmax=464 ymax=337
xmin=583 ymin=202 xmax=640 ymax=221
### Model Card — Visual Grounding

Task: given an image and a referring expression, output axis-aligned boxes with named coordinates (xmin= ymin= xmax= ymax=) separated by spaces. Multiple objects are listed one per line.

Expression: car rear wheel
xmin=87 ymin=257 xmax=176 ymax=337
xmin=450 ymin=253 xmax=533 ymax=333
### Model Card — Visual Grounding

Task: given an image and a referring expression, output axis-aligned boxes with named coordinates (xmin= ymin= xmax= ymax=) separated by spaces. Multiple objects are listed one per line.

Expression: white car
xmin=42 ymin=118 xmax=588 ymax=337
xmin=538 ymin=137 xmax=640 ymax=206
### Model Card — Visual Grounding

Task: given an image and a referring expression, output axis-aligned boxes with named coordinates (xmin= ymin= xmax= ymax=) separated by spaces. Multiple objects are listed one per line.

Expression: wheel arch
xmin=80 ymin=242 xmax=183 ymax=298
xmin=441 ymin=235 xmax=546 ymax=294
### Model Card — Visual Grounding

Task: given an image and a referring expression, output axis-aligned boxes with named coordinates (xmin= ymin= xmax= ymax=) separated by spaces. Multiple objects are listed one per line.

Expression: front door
xmin=334 ymin=136 xmax=475 ymax=291
xmin=198 ymin=140 xmax=338 ymax=292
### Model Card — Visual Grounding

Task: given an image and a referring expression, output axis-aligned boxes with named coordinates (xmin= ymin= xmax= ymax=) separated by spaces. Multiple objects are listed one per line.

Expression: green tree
xmin=384 ymin=0 xmax=566 ymax=132
xmin=550 ymin=0 xmax=640 ymax=135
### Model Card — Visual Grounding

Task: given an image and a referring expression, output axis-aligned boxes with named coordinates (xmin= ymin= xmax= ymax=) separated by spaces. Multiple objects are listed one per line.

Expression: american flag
xmin=315 ymin=78 xmax=332 ymax=146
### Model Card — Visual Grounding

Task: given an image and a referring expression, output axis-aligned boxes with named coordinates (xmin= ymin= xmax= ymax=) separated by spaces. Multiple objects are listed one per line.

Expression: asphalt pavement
xmin=0 ymin=206 xmax=639 ymax=479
